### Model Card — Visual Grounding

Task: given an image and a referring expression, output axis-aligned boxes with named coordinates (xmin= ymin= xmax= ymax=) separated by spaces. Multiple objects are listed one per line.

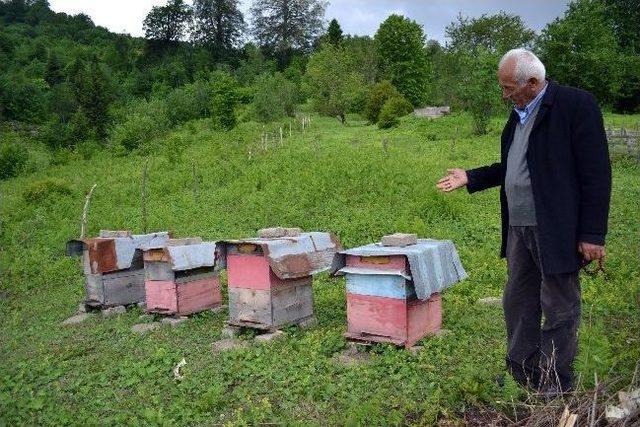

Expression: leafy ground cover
xmin=1 ymin=112 xmax=638 ymax=425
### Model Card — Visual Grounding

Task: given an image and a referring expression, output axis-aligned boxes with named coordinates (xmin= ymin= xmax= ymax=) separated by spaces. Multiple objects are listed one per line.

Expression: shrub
xmin=110 ymin=98 xmax=169 ymax=151
xmin=209 ymin=71 xmax=237 ymax=131
xmin=165 ymin=80 xmax=214 ymax=126
xmin=0 ymin=142 xmax=28 ymax=180
xmin=364 ymin=80 xmax=401 ymax=124
xmin=253 ymin=72 xmax=297 ymax=123
xmin=22 ymin=178 xmax=72 ymax=203
xmin=377 ymin=96 xmax=413 ymax=129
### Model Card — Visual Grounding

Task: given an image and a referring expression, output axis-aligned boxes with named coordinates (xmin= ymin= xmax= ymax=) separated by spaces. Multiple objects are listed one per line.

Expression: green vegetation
xmin=1 ymin=0 xmax=639 ymax=424
xmin=1 ymin=112 xmax=638 ymax=425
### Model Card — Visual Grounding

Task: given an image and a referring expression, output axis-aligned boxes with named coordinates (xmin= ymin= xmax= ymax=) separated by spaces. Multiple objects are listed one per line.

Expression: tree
xmin=251 ymin=0 xmax=327 ymax=68
xmin=252 ymin=72 xmax=297 ymax=122
xmin=325 ymin=18 xmax=343 ymax=47
xmin=191 ymin=0 xmax=245 ymax=61
xmin=44 ymin=50 xmax=64 ymax=86
xmin=306 ymin=44 xmax=366 ymax=124
xmin=445 ymin=12 xmax=536 ymax=54
xmin=603 ymin=0 xmax=640 ymax=53
xmin=143 ymin=0 xmax=192 ymax=44
xmin=537 ymin=0 xmax=619 ymax=104
xmin=343 ymin=35 xmax=378 ymax=84
xmin=375 ymin=15 xmax=429 ymax=107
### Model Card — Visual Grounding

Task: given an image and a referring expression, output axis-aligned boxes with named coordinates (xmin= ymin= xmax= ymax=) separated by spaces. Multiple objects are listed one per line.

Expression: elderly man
xmin=437 ymin=48 xmax=611 ymax=394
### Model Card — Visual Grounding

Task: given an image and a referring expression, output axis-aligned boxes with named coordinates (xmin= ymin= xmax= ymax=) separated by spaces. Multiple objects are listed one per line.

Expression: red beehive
xmin=143 ymin=238 xmax=222 ymax=316
xmin=332 ymin=237 xmax=467 ymax=348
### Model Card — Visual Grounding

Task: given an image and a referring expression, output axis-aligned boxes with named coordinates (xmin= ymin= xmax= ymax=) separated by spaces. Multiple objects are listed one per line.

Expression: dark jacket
xmin=466 ymin=80 xmax=612 ymax=274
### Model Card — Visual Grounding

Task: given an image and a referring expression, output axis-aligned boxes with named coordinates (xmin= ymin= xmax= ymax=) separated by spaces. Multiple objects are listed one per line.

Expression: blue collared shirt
xmin=514 ymin=82 xmax=548 ymax=125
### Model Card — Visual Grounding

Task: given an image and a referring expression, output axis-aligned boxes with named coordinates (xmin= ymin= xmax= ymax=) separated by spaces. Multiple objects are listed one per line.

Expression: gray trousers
xmin=504 ymin=226 xmax=581 ymax=391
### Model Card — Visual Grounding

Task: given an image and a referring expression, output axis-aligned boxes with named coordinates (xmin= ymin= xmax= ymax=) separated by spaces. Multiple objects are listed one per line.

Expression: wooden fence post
xmin=80 ymin=184 xmax=97 ymax=238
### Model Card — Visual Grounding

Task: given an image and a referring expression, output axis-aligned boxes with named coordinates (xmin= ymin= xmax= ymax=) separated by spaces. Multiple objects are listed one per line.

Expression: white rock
xmin=212 ymin=338 xmax=250 ymax=352
xmin=254 ymin=330 xmax=285 ymax=343
xmin=131 ymin=322 xmax=160 ymax=333
xmin=62 ymin=313 xmax=91 ymax=325
xmin=161 ymin=317 xmax=188 ymax=327
xmin=102 ymin=305 xmax=127 ymax=317
xmin=221 ymin=326 xmax=241 ymax=338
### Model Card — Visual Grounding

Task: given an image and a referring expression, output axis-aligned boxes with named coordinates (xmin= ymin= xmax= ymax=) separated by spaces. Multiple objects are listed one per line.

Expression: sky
xmin=48 ymin=0 xmax=569 ymax=44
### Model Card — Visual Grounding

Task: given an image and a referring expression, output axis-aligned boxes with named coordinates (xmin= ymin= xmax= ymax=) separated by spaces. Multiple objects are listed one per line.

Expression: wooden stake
xmin=280 ymin=127 xmax=283 ymax=145
xmin=289 ymin=121 xmax=292 ymax=138
xmin=192 ymin=161 xmax=198 ymax=201
xmin=141 ymin=159 xmax=149 ymax=234
xmin=80 ymin=184 xmax=97 ymax=238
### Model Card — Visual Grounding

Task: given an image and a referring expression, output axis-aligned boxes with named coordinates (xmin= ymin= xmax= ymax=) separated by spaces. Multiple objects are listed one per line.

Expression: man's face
xmin=498 ymin=61 xmax=538 ymax=109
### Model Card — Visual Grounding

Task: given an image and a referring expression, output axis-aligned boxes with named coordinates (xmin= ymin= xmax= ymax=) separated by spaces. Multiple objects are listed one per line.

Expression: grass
xmin=1 ymin=111 xmax=638 ymax=425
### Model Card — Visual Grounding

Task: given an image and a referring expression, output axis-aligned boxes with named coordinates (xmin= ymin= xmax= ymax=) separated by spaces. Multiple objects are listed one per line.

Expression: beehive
xmin=143 ymin=238 xmax=222 ymax=316
xmin=332 ymin=238 xmax=467 ymax=348
xmin=218 ymin=230 xmax=341 ymax=330
xmin=66 ymin=230 xmax=170 ymax=309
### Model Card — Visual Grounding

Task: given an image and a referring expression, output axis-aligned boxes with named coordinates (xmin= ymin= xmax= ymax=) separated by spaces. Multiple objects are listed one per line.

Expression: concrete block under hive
xmin=66 ymin=230 xmax=170 ymax=309
xmin=143 ymin=238 xmax=221 ymax=316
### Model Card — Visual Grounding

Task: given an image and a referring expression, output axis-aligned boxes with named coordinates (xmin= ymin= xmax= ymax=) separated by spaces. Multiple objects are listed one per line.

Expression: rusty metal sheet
xmin=67 ymin=231 xmax=169 ymax=274
xmin=217 ymin=232 xmax=342 ymax=280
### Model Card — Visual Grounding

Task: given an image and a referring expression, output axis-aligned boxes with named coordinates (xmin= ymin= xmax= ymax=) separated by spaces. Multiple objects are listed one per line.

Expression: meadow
xmin=1 ymin=111 xmax=638 ymax=425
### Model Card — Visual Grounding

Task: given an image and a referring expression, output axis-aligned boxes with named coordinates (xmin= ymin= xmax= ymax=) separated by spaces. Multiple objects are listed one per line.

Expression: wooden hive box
xmin=143 ymin=238 xmax=222 ymax=316
xmin=341 ymin=254 xmax=442 ymax=348
xmin=226 ymin=243 xmax=314 ymax=329
xmin=66 ymin=231 xmax=170 ymax=309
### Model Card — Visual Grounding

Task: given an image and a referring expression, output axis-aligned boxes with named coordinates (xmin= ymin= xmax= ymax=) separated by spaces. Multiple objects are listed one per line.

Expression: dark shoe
xmin=536 ymin=384 xmax=571 ymax=400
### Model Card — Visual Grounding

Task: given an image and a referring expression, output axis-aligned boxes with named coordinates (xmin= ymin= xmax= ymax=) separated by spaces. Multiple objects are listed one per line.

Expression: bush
xmin=378 ymin=96 xmax=413 ymax=129
xmin=364 ymin=80 xmax=401 ymax=124
xmin=110 ymin=98 xmax=169 ymax=151
xmin=253 ymin=72 xmax=297 ymax=123
xmin=22 ymin=178 xmax=73 ymax=203
xmin=209 ymin=71 xmax=238 ymax=131
xmin=0 ymin=142 xmax=28 ymax=180
xmin=165 ymin=80 xmax=214 ymax=126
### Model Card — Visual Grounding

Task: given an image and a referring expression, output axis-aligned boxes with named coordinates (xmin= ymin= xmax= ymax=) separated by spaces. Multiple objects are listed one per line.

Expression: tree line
xmin=0 ymin=0 xmax=638 ymax=178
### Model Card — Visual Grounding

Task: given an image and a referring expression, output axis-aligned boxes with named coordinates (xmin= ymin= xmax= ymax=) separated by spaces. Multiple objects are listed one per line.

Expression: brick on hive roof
xmin=381 ymin=233 xmax=418 ymax=247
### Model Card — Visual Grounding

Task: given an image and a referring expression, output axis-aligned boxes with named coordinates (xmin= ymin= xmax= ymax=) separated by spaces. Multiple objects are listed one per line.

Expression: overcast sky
xmin=48 ymin=0 xmax=569 ymax=44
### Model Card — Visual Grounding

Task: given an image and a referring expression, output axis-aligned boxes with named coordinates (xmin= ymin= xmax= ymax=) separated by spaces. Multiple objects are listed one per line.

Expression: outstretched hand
xmin=436 ymin=169 xmax=468 ymax=192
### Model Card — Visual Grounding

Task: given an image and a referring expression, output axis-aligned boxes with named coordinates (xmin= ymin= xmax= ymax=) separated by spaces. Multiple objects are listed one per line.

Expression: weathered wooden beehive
xmin=66 ymin=230 xmax=170 ymax=309
xmin=143 ymin=238 xmax=222 ymax=316
xmin=331 ymin=236 xmax=467 ymax=348
xmin=217 ymin=229 xmax=341 ymax=330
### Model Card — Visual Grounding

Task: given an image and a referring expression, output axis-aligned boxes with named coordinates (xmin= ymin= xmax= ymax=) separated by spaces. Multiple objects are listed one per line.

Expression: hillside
xmin=1 ymin=112 xmax=638 ymax=425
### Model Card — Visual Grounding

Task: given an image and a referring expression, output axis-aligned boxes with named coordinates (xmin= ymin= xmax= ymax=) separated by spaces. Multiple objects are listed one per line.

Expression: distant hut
xmin=217 ymin=228 xmax=342 ymax=330
xmin=143 ymin=238 xmax=222 ymax=317
xmin=331 ymin=234 xmax=467 ymax=348
xmin=66 ymin=230 xmax=169 ymax=310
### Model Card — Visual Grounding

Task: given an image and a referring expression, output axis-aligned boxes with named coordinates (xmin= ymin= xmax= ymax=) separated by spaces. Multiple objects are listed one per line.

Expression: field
xmin=1 ymin=111 xmax=639 ymax=425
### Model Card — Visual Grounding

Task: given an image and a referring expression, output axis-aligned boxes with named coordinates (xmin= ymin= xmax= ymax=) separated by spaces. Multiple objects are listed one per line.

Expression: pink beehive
xmin=342 ymin=254 xmax=442 ymax=348
xmin=219 ymin=230 xmax=341 ymax=330
xmin=332 ymin=237 xmax=467 ymax=348
xmin=143 ymin=238 xmax=222 ymax=316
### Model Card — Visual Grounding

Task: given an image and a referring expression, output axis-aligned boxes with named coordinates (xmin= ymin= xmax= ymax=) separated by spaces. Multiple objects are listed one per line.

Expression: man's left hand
xmin=578 ymin=241 xmax=606 ymax=269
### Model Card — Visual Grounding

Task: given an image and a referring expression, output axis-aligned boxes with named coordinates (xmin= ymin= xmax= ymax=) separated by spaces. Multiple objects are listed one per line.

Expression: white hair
xmin=499 ymin=48 xmax=546 ymax=84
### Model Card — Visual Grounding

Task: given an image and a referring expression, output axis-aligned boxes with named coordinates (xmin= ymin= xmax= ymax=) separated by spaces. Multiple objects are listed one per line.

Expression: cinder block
xmin=258 ymin=227 xmax=287 ymax=238
xmin=381 ymin=233 xmax=417 ymax=247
